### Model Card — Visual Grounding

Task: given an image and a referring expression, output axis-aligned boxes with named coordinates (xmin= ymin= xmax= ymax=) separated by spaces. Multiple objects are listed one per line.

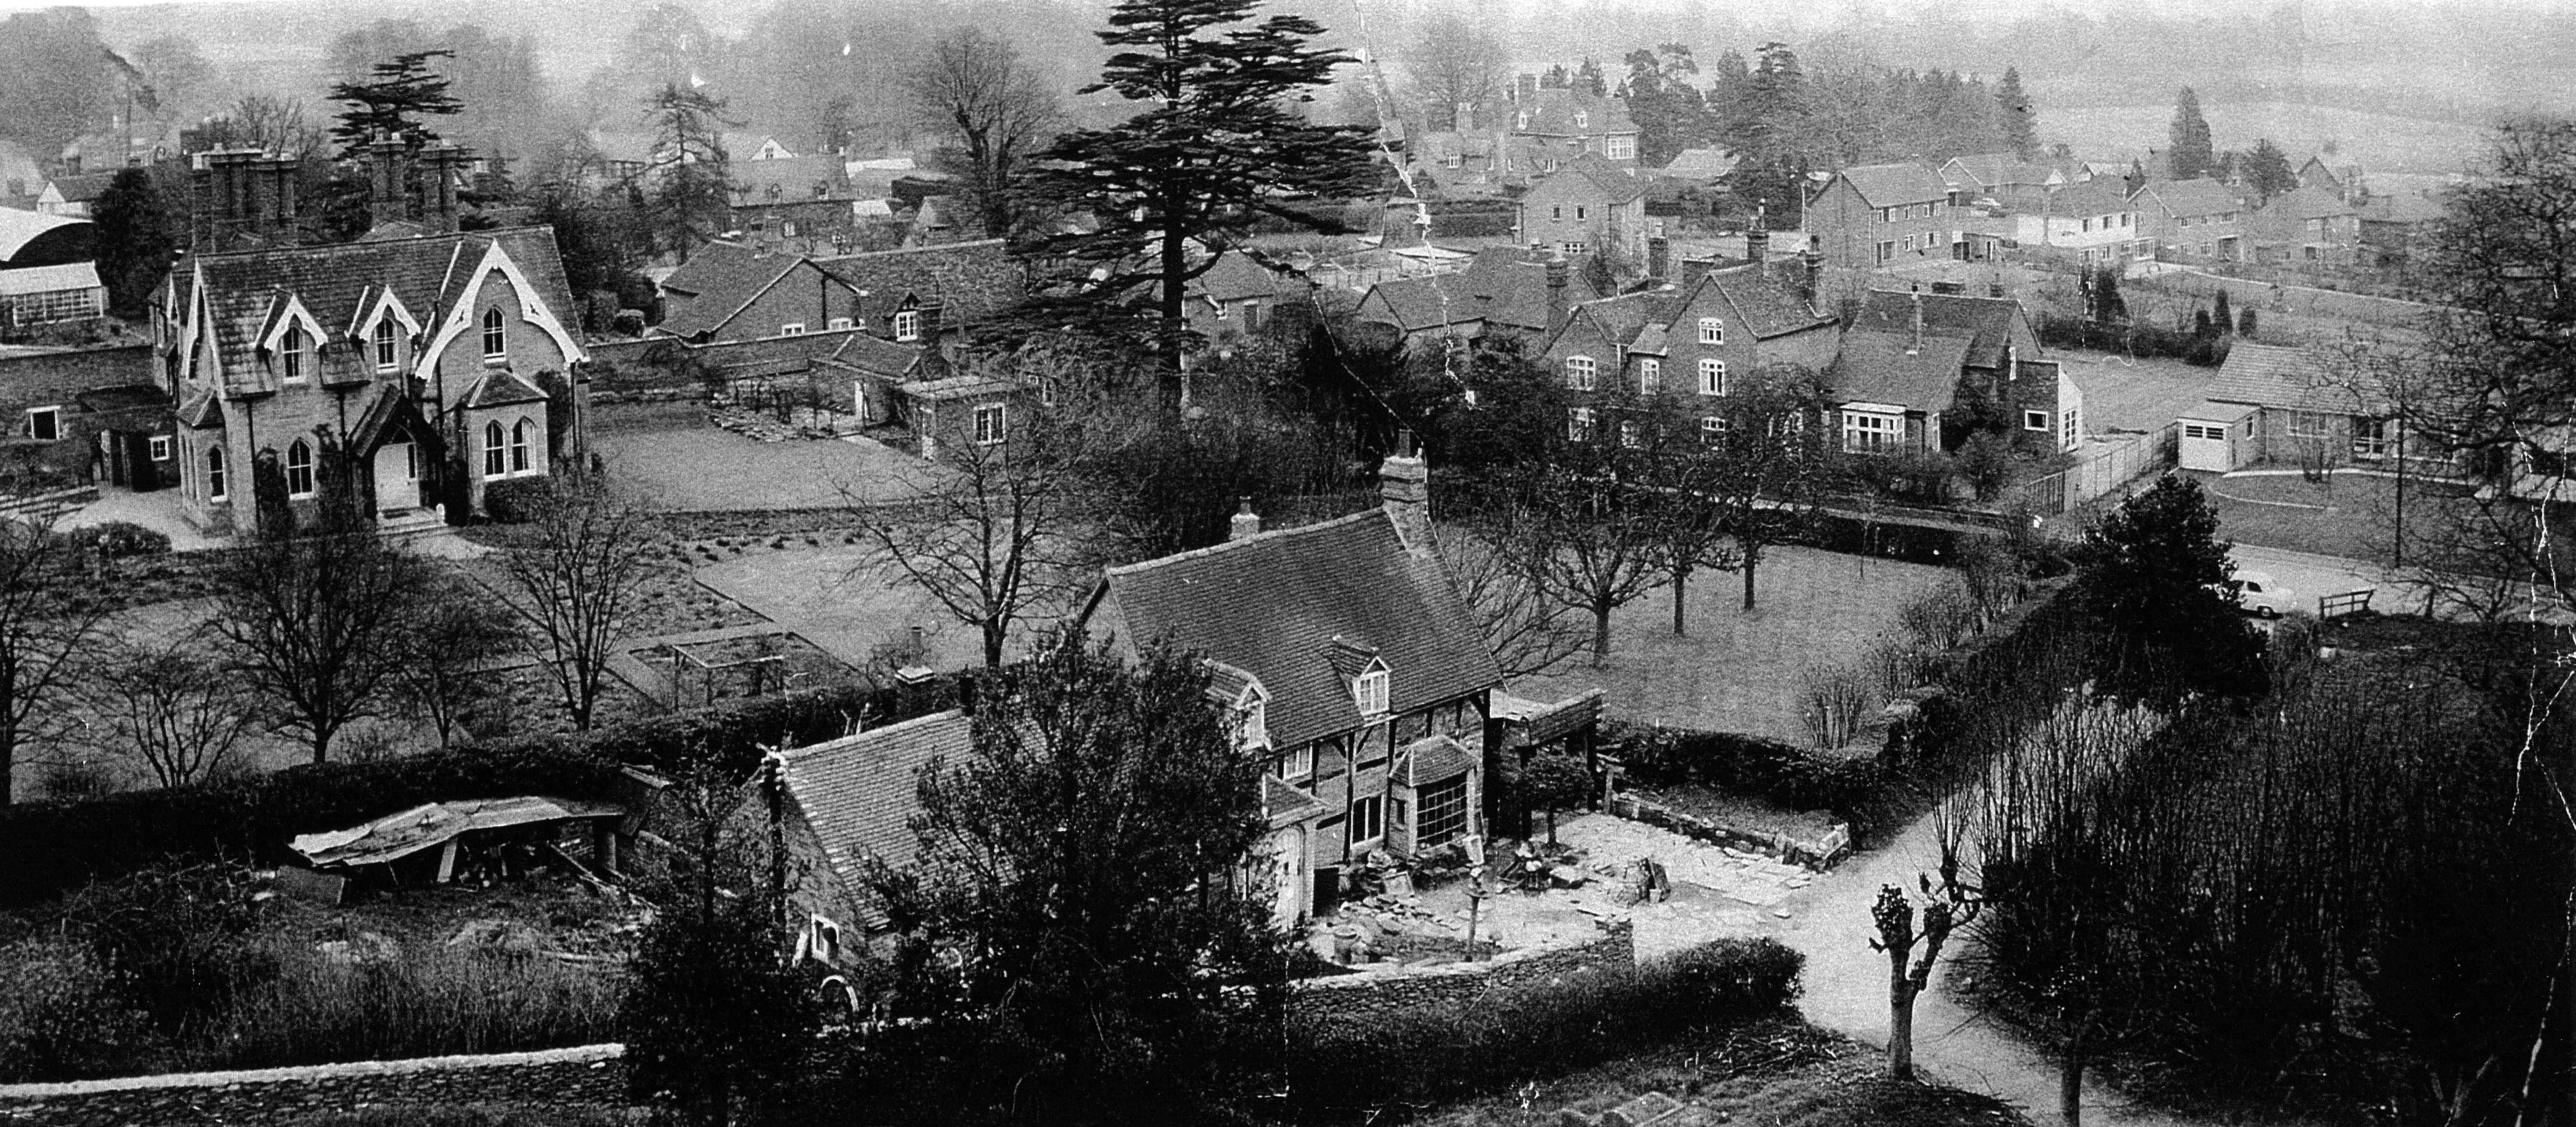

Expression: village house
xmin=1504 ymin=76 xmax=1641 ymax=168
xmin=153 ymin=142 xmax=586 ymax=536
xmin=653 ymin=238 xmax=1022 ymax=348
xmin=1515 ymin=156 xmax=1650 ymax=265
xmin=0 ymin=344 xmax=167 ymax=490
xmin=2133 ymin=177 xmax=2248 ymax=263
xmin=1540 ymin=229 xmax=1838 ymax=442
xmin=1354 ymin=245 xmax=1606 ymax=349
xmin=1827 ymin=288 xmax=2077 ymax=458
xmin=33 ymin=171 xmax=116 ymax=218
xmin=2193 ymin=341 xmax=2402 ymax=471
xmin=1185 ymin=250 xmax=1310 ymax=340
xmin=1937 ymin=153 xmax=2064 ymax=202
xmin=2247 ymin=186 xmax=2361 ymax=266
xmin=1999 ymin=178 xmax=2148 ymax=268
xmin=2353 ymin=188 xmax=2449 ymax=269
xmin=1803 ymin=161 xmax=1957 ymax=269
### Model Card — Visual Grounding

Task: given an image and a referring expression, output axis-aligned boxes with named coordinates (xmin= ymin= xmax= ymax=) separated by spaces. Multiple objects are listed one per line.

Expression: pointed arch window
xmin=372 ymin=319 xmax=400 ymax=370
xmin=280 ymin=326 xmax=309 ymax=383
xmin=483 ymin=421 xmax=506 ymax=476
xmin=480 ymin=308 xmax=506 ymax=359
xmin=510 ymin=418 xmax=532 ymax=472
xmin=285 ymin=440 xmax=315 ymax=497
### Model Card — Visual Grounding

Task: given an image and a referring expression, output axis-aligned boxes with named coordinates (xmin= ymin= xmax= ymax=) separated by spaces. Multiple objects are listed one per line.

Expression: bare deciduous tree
xmin=904 ymin=27 xmax=1059 ymax=240
xmin=1437 ymin=517 xmax=1588 ymax=679
xmin=0 ymin=521 xmax=109 ymax=805
xmin=1870 ymin=803 xmax=1979 ymax=1083
xmin=212 ymin=494 xmax=430 ymax=763
xmin=77 ymin=635 xmax=253 ymax=790
xmin=1402 ymin=9 xmax=1510 ymax=130
xmin=394 ymin=575 xmax=521 ymax=747
xmin=1707 ymin=367 xmax=1839 ymax=611
xmin=490 ymin=478 xmax=659 ymax=731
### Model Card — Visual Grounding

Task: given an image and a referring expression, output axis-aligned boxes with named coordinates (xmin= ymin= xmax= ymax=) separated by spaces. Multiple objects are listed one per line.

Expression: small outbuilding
xmin=288 ymin=796 xmax=629 ymax=896
xmin=2178 ymin=400 xmax=2259 ymax=472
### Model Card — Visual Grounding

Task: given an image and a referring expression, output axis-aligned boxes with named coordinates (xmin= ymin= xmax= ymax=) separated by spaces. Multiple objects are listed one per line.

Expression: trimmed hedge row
xmin=1284 ymin=937 xmax=1804 ymax=1115
xmin=0 ymin=679 xmax=960 ymax=907
xmin=1602 ymin=721 xmax=1884 ymax=816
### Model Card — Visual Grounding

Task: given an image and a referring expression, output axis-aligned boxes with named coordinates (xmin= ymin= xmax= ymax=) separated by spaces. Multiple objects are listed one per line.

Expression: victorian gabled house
xmin=152 ymin=142 xmax=588 ymax=536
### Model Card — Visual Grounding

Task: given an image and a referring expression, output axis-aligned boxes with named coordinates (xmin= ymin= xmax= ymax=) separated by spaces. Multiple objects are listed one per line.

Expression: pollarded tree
xmin=1039 ymin=0 xmax=1377 ymax=410
xmin=865 ymin=627 xmax=1286 ymax=1119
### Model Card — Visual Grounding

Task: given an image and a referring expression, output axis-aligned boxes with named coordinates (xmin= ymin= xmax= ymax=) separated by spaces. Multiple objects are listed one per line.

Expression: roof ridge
xmin=1103 ymin=508 xmax=1389 ymax=578
xmin=817 ymin=237 xmax=1006 ymax=263
xmin=781 ymin=707 xmax=969 ymax=765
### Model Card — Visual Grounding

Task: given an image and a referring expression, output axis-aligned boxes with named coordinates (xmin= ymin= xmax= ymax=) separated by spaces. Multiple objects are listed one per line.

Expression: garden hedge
xmin=1601 ymin=721 xmax=1884 ymax=816
xmin=0 ymin=677 xmax=961 ymax=907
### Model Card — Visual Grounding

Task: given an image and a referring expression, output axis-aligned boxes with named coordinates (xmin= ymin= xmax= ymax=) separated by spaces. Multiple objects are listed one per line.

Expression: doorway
xmin=373 ymin=443 xmax=418 ymax=514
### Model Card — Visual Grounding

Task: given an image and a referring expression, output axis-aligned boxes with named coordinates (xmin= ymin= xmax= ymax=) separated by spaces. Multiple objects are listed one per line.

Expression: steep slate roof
xmin=1190 ymin=251 xmax=1302 ymax=304
xmin=778 ymin=709 xmax=973 ymax=910
xmin=460 ymin=369 xmax=550 ymax=408
xmin=2138 ymin=178 xmax=2242 ymax=218
xmin=1697 ymin=260 xmax=1833 ymax=339
xmin=1561 ymin=287 xmax=1684 ymax=352
xmin=1365 ymin=247 xmax=1606 ymax=334
xmin=1511 ymin=87 xmax=1637 ymax=136
xmin=2207 ymin=342 xmax=2380 ymax=413
xmin=1092 ymin=508 xmax=1503 ymax=750
xmin=1852 ymin=289 xmax=2027 ymax=370
xmin=2041 ymin=177 xmax=2136 ymax=217
xmin=729 ymin=154 xmax=851 ymax=202
xmin=2356 ymin=190 xmax=2449 ymax=225
xmin=189 ymin=227 xmax=577 ymax=394
xmin=655 ymin=240 xmax=807 ymax=338
xmin=1549 ymin=154 xmax=1648 ymax=204
xmin=41 ymin=171 xmax=117 ymax=204
xmin=815 ymin=238 xmax=1024 ymax=330
xmin=1833 ymin=162 xmax=1950 ymax=207
xmin=1829 ymin=329 xmax=1974 ymax=413
xmin=1658 ymin=147 xmax=1739 ymax=181
xmin=2263 ymin=186 xmax=2356 ymax=222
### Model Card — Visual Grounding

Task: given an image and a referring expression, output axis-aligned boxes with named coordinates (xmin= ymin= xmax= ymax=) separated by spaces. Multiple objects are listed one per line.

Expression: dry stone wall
xmin=0 ymin=1045 xmax=629 ymax=1125
xmin=1289 ymin=920 xmax=1635 ymax=1028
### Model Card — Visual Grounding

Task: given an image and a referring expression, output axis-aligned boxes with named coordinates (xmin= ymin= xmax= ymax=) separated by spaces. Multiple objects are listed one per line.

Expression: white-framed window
xmin=1278 ymin=743 xmax=1312 ymax=780
xmin=1561 ymin=241 xmax=1586 ymax=255
xmin=285 ymin=440 xmax=315 ymax=497
xmin=1702 ymin=415 xmax=1727 ymax=443
xmin=2351 ymin=416 xmax=2393 ymax=459
xmin=483 ymin=421 xmax=506 ymax=475
xmin=480 ymin=307 xmax=506 ymax=359
xmin=2060 ymin=407 xmax=2079 ymax=448
xmin=1877 ymin=241 xmax=1896 ymax=263
xmin=2286 ymin=411 xmax=2333 ymax=440
xmin=511 ymin=418 xmax=533 ymax=473
xmin=805 ymin=914 xmax=840 ymax=963
xmin=1353 ymin=660 xmax=1390 ymax=715
xmin=1242 ymin=300 xmax=1263 ymax=330
xmin=1603 ymin=135 xmax=1634 ymax=160
xmin=1698 ymin=358 xmax=1727 ymax=396
xmin=1567 ymin=405 xmax=1595 ymax=442
xmin=1416 ymin=775 xmax=1469 ymax=846
xmin=1563 ymin=355 xmax=1596 ymax=390
xmin=780 ymin=323 xmax=806 ymax=335
xmin=1619 ymin=419 xmax=1641 ymax=448
xmin=1446 ymin=153 xmax=1463 ymax=169
xmin=205 ymin=446 xmax=226 ymax=501
xmin=1574 ymin=110 xmax=1589 ymax=129
xmin=280 ymin=326 xmax=309 ymax=383
xmin=1843 ymin=410 xmax=1900 ymax=453
xmin=1636 ymin=356 xmax=1660 ymax=394
xmin=2023 ymin=409 xmax=2050 ymax=431
xmin=973 ymin=402 xmax=1006 ymax=445
xmin=372 ymin=320 xmax=399 ymax=370
xmin=1550 ymin=205 xmax=1562 ymax=220
xmin=24 ymin=406 xmax=58 ymax=441
xmin=149 ymin=435 xmax=170 ymax=461
xmin=1040 ymin=377 xmax=1060 ymax=408
xmin=1350 ymin=794 xmax=1384 ymax=845
xmin=827 ymin=317 xmax=853 ymax=330
xmin=893 ymin=309 xmax=921 ymax=341
xmin=1698 ymin=317 xmax=1722 ymax=344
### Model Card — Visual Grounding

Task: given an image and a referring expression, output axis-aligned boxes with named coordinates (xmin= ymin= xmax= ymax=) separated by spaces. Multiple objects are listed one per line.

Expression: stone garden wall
xmin=1289 ymin=920 xmax=1635 ymax=1029
xmin=0 ymin=1045 xmax=629 ymax=1125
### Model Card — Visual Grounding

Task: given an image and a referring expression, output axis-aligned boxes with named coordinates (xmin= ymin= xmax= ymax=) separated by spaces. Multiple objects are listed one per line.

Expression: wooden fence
xmin=2016 ymin=425 xmax=2179 ymax=517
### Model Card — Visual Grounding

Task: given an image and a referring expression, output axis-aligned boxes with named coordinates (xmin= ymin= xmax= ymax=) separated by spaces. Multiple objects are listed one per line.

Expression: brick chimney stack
xmin=1800 ymin=246 xmax=1825 ymax=311
xmin=1746 ymin=206 xmax=1769 ymax=263
xmin=1545 ymin=252 xmax=1570 ymax=337
xmin=1379 ymin=430 xmax=1432 ymax=555
xmin=188 ymin=149 xmax=303 ymax=253
xmin=1646 ymin=235 xmax=1670 ymax=280
xmin=1909 ymin=285 xmax=1924 ymax=355
xmin=1515 ymin=73 xmax=1539 ymax=103
xmin=1229 ymin=497 xmax=1262 ymax=541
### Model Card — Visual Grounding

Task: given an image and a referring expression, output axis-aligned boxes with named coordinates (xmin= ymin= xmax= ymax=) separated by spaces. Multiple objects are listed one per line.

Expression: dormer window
xmin=1353 ymin=658 xmax=1390 ymax=716
xmin=480 ymin=308 xmax=506 ymax=359
xmin=280 ymin=326 xmax=309 ymax=383
xmin=372 ymin=320 xmax=399 ymax=370
xmin=893 ymin=309 xmax=921 ymax=341
xmin=1236 ymin=685 xmax=1272 ymax=750
xmin=1575 ymin=110 xmax=1589 ymax=129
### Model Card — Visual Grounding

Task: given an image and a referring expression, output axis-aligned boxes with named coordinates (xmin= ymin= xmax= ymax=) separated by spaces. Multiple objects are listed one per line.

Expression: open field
xmin=2043 ymin=101 xmax=2486 ymax=174
xmin=1511 ymin=545 xmax=1953 ymax=744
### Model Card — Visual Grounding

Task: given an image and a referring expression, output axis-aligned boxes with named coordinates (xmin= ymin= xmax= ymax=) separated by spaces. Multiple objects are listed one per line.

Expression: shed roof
xmin=778 ymin=709 xmax=974 ymax=909
xmin=290 ymin=796 xmax=626 ymax=869
xmin=1658 ymin=147 xmax=1739 ymax=181
xmin=0 ymin=261 xmax=100 ymax=296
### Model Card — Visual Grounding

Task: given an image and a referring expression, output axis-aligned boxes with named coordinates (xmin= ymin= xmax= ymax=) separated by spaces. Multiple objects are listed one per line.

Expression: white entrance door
xmin=1268 ymin=826 xmax=1306 ymax=929
xmin=373 ymin=443 xmax=416 ymax=513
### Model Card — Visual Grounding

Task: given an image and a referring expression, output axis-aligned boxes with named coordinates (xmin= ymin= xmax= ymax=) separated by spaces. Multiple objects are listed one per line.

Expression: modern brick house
xmin=2000 ymin=178 xmax=2149 ymax=268
xmin=2248 ymin=187 xmax=2361 ymax=266
xmin=2199 ymin=341 xmax=2399 ymax=469
xmin=2134 ymin=178 xmax=2248 ymax=263
xmin=154 ymin=144 xmax=586 ymax=535
xmin=1803 ymin=162 xmax=1957 ymax=269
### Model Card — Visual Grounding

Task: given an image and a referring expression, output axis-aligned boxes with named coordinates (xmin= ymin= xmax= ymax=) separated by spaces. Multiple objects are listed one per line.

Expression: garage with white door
xmin=2178 ymin=401 xmax=2258 ymax=472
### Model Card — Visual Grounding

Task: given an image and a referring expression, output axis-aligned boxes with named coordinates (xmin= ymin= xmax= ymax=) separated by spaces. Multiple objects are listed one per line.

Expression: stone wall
xmin=1607 ymin=793 xmax=1851 ymax=870
xmin=1289 ymin=920 xmax=1634 ymax=1029
xmin=0 ymin=1045 xmax=628 ymax=1125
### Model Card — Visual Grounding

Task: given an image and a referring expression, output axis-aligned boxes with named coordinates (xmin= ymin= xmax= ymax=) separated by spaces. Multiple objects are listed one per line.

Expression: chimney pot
xmin=1545 ymin=255 xmax=1570 ymax=337
xmin=1379 ymin=448 xmax=1432 ymax=554
xmin=1229 ymin=496 xmax=1262 ymax=541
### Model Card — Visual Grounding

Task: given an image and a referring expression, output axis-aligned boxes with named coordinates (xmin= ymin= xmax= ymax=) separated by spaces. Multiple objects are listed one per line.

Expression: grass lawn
xmin=1416 ymin=1016 xmax=2027 ymax=1127
xmin=1512 ymin=545 xmax=1954 ymax=745
xmin=691 ymin=539 xmax=1075 ymax=672
xmin=2054 ymin=350 xmax=2216 ymax=433
xmin=592 ymin=414 xmax=938 ymax=511
xmin=2191 ymin=469 xmax=2463 ymax=561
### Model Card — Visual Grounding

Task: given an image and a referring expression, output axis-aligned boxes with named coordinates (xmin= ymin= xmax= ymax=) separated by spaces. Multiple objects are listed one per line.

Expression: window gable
xmin=1352 ymin=658 xmax=1390 ymax=716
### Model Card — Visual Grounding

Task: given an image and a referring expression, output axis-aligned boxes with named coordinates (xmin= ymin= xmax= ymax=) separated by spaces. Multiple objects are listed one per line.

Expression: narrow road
xmin=1751 ymin=811 xmax=2194 ymax=1127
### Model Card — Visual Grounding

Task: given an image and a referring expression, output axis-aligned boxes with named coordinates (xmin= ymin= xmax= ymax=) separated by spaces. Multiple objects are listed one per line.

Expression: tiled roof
xmin=176 ymin=387 xmax=220 ymax=428
xmin=1833 ymin=162 xmax=1949 ymax=207
xmin=1852 ymin=289 xmax=2027 ymax=370
xmin=1658 ymin=148 xmax=1738 ymax=180
xmin=1829 ymin=328 xmax=1973 ymax=413
xmin=1094 ymin=507 xmax=1503 ymax=750
xmin=1363 ymin=247 xmax=1604 ymax=334
xmin=655 ymin=241 xmax=805 ymax=338
xmin=461 ymin=368 xmax=550 ymax=408
xmin=2357 ymin=190 xmax=2449 ymax=225
xmin=2044 ymin=178 xmax=2137 ymax=217
xmin=2139 ymin=178 xmax=2242 ymax=219
xmin=43 ymin=171 xmax=116 ymax=203
xmin=2263 ymin=186 xmax=2356 ymax=222
xmin=778 ymin=709 xmax=974 ymax=914
xmin=2207 ymin=342 xmax=2379 ymax=412
xmin=814 ymin=238 xmax=1024 ymax=332
xmin=1264 ymin=775 xmax=1329 ymax=829
xmin=1190 ymin=251 xmax=1301 ymax=305
xmin=1698 ymin=260 xmax=1832 ymax=339
xmin=189 ymin=227 xmax=578 ymax=395
xmin=899 ymin=374 xmax=1017 ymax=402
xmin=727 ymin=155 xmax=851 ymax=202
xmin=1553 ymin=154 xmax=1648 ymax=205
xmin=1395 ymin=734 xmax=1475 ymax=786
xmin=826 ymin=333 xmax=922 ymax=377
xmin=1510 ymin=87 xmax=1637 ymax=137
xmin=1941 ymin=153 xmax=2058 ymax=192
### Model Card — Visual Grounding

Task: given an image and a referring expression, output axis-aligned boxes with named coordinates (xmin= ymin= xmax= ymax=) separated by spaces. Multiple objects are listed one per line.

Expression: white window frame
xmin=973 ymin=402 xmax=1008 ymax=446
xmin=1575 ymin=206 xmax=1587 ymax=220
xmin=1698 ymin=317 xmax=1722 ymax=344
xmin=285 ymin=440 xmax=316 ymax=498
xmin=1567 ymin=405 xmax=1595 ymax=442
xmin=280 ymin=326 xmax=309 ymax=384
xmin=1842 ymin=410 xmax=1901 ymax=454
xmin=1351 ymin=794 xmax=1384 ymax=845
xmin=1561 ymin=241 xmax=1586 ymax=255
xmin=780 ymin=323 xmax=806 ymax=335
xmin=2023 ymin=409 xmax=2051 ymax=432
xmin=2060 ymin=408 xmax=2079 ymax=448
xmin=206 ymin=446 xmax=227 ymax=502
xmin=1877 ymin=241 xmax=1896 ymax=263
xmin=1604 ymin=135 xmax=1634 ymax=160
xmin=893 ymin=309 xmax=921 ymax=341
xmin=1619 ymin=419 xmax=1641 ymax=448
xmin=511 ymin=418 xmax=533 ymax=474
xmin=1278 ymin=742 xmax=1312 ymax=780
xmin=1698 ymin=358 xmax=1727 ymax=397
xmin=483 ymin=421 xmax=506 ymax=476
xmin=480 ymin=307 xmax=507 ymax=360
xmin=1702 ymin=415 xmax=1727 ymax=443
xmin=372 ymin=319 xmax=400 ymax=370
xmin=1635 ymin=356 xmax=1660 ymax=394
xmin=827 ymin=317 xmax=853 ymax=331
xmin=1563 ymin=355 xmax=1597 ymax=391
xmin=24 ymin=406 xmax=58 ymax=442
xmin=2287 ymin=410 xmax=2332 ymax=441
xmin=148 ymin=435 xmax=170 ymax=461
xmin=2351 ymin=416 xmax=2394 ymax=460
xmin=1353 ymin=659 xmax=1390 ymax=716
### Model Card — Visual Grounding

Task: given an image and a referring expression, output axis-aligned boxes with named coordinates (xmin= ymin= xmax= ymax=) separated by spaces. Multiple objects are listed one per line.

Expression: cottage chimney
xmin=1645 ymin=235 xmax=1670 ymax=280
xmin=1800 ymin=246 xmax=1825 ymax=310
xmin=1379 ymin=430 xmax=1433 ymax=555
xmin=368 ymin=137 xmax=407 ymax=228
xmin=1908 ymin=286 xmax=1924 ymax=355
xmin=1745 ymin=207 xmax=1769 ymax=262
xmin=1515 ymin=73 xmax=1539 ymax=104
xmin=1544 ymin=253 xmax=1570 ymax=337
xmin=1229 ymin=496 xmax=1262 ymax=541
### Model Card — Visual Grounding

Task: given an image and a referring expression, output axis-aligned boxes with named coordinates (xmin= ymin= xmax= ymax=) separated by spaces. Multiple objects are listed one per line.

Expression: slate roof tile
xmin=1834 ymin=162 xmax=1950 ymax=207
xmin=814 ymin=238 xmax=1025 ymax=332
xmin=2207 ymin=342 xmax=2379 ymax=413
xmin=1851 ymin=289 xmax=2029 ymax=370
xmin=1829 ymin=328 xmax=1974 ymax=412
xmin=778 ymin=709 xmax=974 ymax=905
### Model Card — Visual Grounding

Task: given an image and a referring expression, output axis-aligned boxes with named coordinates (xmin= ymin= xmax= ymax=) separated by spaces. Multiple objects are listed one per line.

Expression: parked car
xmin=2227 ymin=570 xmax=2299 ymax=619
